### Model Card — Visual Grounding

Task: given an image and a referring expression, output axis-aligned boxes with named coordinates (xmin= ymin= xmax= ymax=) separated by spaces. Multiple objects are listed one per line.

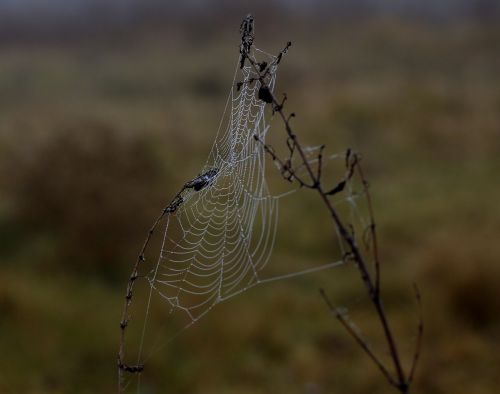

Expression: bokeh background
xmin=1 ymin=1 xmax=499 ymax=393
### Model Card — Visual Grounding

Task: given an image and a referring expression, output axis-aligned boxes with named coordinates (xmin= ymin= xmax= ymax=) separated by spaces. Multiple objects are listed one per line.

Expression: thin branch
xmin=356 ymin=157 xmax=381 ymax=295
xmin=324 ymin=149 xmax=357 ymax=196
xmin=253 ymin=134 xmax=315 ymax=188
xmin=117 ymin=169 xmax=220 ymax=392
xmin=320 ymin=289 xmax=397 ymax=388
xmin=316 ymin=144 xmax=325 ymax=187
xmin=408 ymin=283 xmax=423 ymax=384
xmin=118 ymin=208 xmax=166 ymax=391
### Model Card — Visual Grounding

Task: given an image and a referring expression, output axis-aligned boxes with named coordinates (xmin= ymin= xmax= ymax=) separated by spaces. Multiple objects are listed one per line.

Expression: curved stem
xmin=117 ymin=209 xmax=166 ymax=392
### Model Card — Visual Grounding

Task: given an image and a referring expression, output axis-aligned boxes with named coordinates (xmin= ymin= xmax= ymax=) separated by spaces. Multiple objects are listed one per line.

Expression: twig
xmin=320 ymin=289 xmax=397 ymax=388
xmin=117 ymin=170 xmax=220 ymax=392
xmin=408 ymin=283 xmax=423 ymax=384
xmin=253 ymin=134 xmax=315 ymax=188
xmin=356 ymin=158 xmax=381 ymax=295
xmin=316 ymin=145 xmax=325 ymax=187
xmin=117 ymin=208 xmax=165 ymax=392
xmin=239 ymin=15 xmax=420 ymax=394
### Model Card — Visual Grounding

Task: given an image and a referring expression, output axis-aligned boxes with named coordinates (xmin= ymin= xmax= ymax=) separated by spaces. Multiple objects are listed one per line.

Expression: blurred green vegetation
xmin=1 ymin=8 xmax=500 ymax=394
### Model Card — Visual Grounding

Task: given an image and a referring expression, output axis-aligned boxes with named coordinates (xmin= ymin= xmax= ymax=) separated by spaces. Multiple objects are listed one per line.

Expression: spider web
xmin=149 ymin=58 xmax=280 ymax=321
xmin=143 ymin=49 xmax=350 ymax=323
xmin=126 ymin=46 xmax=364 ymax=388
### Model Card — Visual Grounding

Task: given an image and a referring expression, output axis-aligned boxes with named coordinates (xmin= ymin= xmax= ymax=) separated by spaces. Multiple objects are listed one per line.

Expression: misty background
xmin=0 ymin=1 xmax=499 ymax=393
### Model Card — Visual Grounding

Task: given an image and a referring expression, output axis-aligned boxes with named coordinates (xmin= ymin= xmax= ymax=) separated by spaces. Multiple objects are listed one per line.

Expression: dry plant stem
xmin=408 ymin=284 xmax=424 ymax=384
xmin=240 ymin=17 xmax=417 ymax=393
xmin=319 ymin=289 xmax=396 ymax=386
xmin=357 ymin=162 xmax=381 ymax=295
xmin=117 ymin=187 xmax=186 ymax=393
xmin=117 ymin=209 xmax=164 ymax=391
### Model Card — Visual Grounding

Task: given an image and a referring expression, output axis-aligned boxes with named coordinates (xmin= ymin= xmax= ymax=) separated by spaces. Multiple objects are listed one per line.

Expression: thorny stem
xmin=239 ymin=14 xmax=421 ymax=394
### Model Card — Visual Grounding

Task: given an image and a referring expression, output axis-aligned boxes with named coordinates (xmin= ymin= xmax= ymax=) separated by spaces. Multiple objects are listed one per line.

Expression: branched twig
xmin=325 ymin=149 xmax=357 ymax=196
xmin=239 ymin=15 xmax=422 ymax=394
xmin=253 ymin=134 xmax=315 ymax=188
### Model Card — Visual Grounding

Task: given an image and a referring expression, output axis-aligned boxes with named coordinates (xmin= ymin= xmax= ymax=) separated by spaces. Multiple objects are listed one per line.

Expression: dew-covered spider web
xmin=149 ymin=61 xmax=281 ymax=322
xmin=123 ymin=43 xmax=368 ymax=392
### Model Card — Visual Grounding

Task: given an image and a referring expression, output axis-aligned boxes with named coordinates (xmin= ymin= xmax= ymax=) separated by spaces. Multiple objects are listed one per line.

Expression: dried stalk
xmin=117 ymin=208 xmax=162 ymax=391
xmin=239 ymin=14 xmax=422 ymax=393
xmin=117 ymin=171 xmax=218 ymax=392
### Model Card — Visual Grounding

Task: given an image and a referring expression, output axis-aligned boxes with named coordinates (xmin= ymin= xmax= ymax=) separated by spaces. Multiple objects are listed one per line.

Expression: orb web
xmin=148 ymin=58 xmax=280 ymax=322
xmin=128 ymin=47 xmax=360 ymax=383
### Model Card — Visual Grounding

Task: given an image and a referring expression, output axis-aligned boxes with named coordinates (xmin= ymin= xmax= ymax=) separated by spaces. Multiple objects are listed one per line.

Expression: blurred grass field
xmin=1 ymin=4 xmax=500 ymax=393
